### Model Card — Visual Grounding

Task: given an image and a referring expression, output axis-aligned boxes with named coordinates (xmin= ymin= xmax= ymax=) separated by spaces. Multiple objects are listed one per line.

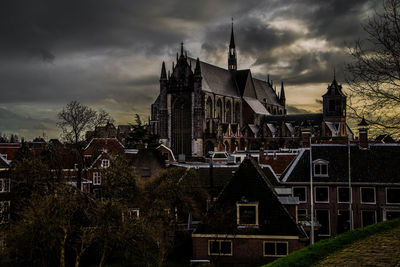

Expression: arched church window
xmin=216 ymin=99 xmax=222 ymax=120
xmin=226 ymin=101 xmax=232 ymax=123
xmin=235 ymin=103 xmax=240 ymax=123
xmin=206 ymin=97 xmax=213 ymax=118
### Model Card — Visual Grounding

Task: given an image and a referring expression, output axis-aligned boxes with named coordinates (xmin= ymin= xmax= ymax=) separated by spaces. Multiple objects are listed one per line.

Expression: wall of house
xmin=192 ymin=236 xmax=305 ymax=265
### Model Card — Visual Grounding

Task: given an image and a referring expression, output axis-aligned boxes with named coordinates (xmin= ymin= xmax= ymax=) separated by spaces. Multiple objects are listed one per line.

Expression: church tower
xmin=228 ymin=20 xmax=237 ymax=71
xmin=322 ymin=72 xmax=347 ymax=136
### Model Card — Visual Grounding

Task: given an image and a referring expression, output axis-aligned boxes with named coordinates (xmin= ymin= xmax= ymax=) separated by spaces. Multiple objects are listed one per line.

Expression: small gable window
xmin=208 ymin=240 xmax=232 ymax=256
xmin=313 ymin=159 xmax=328 ymax=177
xmin=236 ymin=202 xmax=259 ymax=227
xmin=101 ymin=159 xmax=110 ymax=168
xmin=263 ymin=241 xmax=288 ymax=257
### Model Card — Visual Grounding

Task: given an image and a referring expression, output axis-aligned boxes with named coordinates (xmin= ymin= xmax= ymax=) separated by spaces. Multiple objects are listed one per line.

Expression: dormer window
xmin=313 ymin=159 xmax=328 ymax=177
xmin=236 ymin=201 xmax=259 ymax=227
xmin=101 ymin=159 xmax=109 ymax=168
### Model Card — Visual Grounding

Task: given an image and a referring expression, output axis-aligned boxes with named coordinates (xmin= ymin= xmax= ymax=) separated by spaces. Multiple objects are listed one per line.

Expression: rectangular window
xmin=361 ymin=187 xmax=375 ymax=204
xmin=338 ymin=187 xmax=350 ymax=203
xmin=314 ymin=163 xmax=328 ymax=176
xmin=236 ymin=203 xmax=258 ymax=226
xmin=93 ymin=172 xmax=101 ymax=185
xmin=386 ymin=188 xmax=400 ymax=204
xmin=315 ymin=187 xmax=329 ymax=203
xmin=361 ymin=210 xmax=376 ymax=227
xmin=208 ymin=240 xmax=232 ymax=256
xmin=297 ymin=209 xmax=307 ymax=221
xmin=0 ymin=179 xmax=10 ymax=193
xmin=293 ymin=187 xmax=307 ymax=203
xmin=93 ymin=188 xmax=102 ymax=201
xmin=0 ymin=201 xmax=10 ymax=224
xmin=263 ymin=241 xmax=288 ymax=257
xmin=316 ymin=210 xmax=330 ymax=236
xmin=101 ymin=159 xmax=109 ymax=168
xmin=384 ymin=210 xmax=400 ymax=221
xmin=337 ymin=210 xmax=352 ymax=234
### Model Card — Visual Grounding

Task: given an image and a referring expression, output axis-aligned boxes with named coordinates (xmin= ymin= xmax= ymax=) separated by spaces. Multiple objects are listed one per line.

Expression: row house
xmin=0 ymin=155 xmax=10 ymax=226
xmin=277 ymin=142 xmax=400 ymax=240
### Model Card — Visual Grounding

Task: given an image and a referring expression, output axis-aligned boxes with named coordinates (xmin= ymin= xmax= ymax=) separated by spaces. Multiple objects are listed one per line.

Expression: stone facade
xmin=150 ymin=26 xmax=350 ymax=157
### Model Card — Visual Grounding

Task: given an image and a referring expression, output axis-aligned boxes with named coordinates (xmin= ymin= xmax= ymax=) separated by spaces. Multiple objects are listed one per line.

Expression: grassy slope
xmin=263 ymin=218 xmax=400 ymax=267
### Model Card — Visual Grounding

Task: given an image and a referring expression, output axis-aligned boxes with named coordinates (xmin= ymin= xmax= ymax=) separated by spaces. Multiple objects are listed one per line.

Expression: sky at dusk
xmin=0 ymin=0 xmax=379 ymax=140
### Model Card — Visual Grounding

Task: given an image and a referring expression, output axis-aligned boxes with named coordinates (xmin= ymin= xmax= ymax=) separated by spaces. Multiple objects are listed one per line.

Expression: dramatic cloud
xmin=0 ymin=0 xmax=379 ymax=139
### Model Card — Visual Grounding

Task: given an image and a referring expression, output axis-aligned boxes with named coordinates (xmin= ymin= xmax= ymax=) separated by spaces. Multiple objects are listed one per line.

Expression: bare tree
xmin=57 ymin=101 xmax=113 ymax=188
xmin=346 ymin=0 xmax=400 ymax=135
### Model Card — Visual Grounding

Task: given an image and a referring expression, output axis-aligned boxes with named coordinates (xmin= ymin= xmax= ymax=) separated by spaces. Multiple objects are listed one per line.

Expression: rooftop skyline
xmin=0 ymin=0 xmax=379 ymax=140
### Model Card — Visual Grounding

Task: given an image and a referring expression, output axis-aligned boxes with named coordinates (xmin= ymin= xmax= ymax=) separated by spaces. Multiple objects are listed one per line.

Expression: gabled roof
xmin=188 ymin=57 xmax=240 ymax=97
xmin=195 ymin=157 xmax=306 ymax=237
xmin=253 ymin=78 xmax=282 ymax=106
xmin=0 ymin=154 xmax=9 ymax=169
xmin=83 ymin=138 xmax=125 ymax=156
xmin=243 ymin=97 xmax=270 ymax=115
xmin=283 ymin=144 xmax=400 ymax=183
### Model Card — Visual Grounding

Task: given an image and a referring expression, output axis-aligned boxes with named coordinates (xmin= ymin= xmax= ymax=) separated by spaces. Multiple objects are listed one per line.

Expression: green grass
xmin=263 ymin=218 xmax=400 ymax=267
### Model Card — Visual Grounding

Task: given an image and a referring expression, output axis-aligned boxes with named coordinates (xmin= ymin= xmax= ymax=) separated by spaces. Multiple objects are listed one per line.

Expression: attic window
xmin=313 ymin=159 xmax=328 ymax=177
xmin=236 ymin=202 xmax=259 ymax=227
xmin=101 ymin=159 xmax=109 ymax=168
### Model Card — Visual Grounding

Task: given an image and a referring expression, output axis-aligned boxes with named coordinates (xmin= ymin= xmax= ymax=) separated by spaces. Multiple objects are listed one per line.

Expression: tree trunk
xmin=60 ymin=228 xmax=68 ymax=267
xmin=99 ymin=242 xmax=107 ymax=267
xmin=74 ymin=254 xmax=81 ymax=267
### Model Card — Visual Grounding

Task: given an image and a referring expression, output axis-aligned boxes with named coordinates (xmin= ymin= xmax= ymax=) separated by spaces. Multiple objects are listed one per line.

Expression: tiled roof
xmin=283 ymin=144 xmax=400 ymax=183
xmin=243 ymin=97 xmax=270 ymax=115
xmin=253 ymin=78 xmax=282 ymax=106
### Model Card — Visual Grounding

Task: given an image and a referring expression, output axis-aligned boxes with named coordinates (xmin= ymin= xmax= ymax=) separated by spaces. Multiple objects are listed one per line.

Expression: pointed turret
xmin=160 ymin=61 xmax=167 ymax=80
xmin=180 ymin=42 xmax=184 ymax=57
xmin=228 ymin=19 xmax=237 ymax=71
xmin=194 ymin=57 xmax=201 ymax=76
xmin=280 ymin=81 xmax=286 ymax=105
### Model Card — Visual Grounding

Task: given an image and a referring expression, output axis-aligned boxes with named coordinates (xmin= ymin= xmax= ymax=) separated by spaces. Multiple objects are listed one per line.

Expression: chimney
xmin=358 ymin=117 xmax=369 ymax=148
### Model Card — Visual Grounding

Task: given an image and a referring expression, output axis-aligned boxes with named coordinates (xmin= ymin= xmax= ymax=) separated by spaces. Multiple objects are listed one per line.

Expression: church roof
xmin=188 ymin=57 xmax=240 ymax=97
xmin=188 ymin=57 xmax=283 ymax=107
xmin=243 ymin=97 xmax=270 ymax=115
xmin=253 ymin=78 xmax=282 ymax=106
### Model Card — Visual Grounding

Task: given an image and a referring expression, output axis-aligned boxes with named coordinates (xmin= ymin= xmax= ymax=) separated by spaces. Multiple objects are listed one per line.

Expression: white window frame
xmin=297 ymin=209 xmax=308 ymax=222
xmin=337 ymin=209 xmax=354 ymax=230
xmin=316 ymin=209 xmax=331 ymax=236
xmin=236 ymin=202 xmax=259 ymax=227
xmin=315 ymin=186 xmax=329 ymax=203
xmin=386 ymin=187 xmax=400 ymax=205
xmin=0 ymin=179 xmax=10 ymax=193
xmin=360 ymin=187 xmax=376 ymax=204
xmin=263 ymin=241 xmax=288 ymax=257
xmin=337 ymin=187 xmax=351 ymax=203
xmin=0 ymin=201 xmax=10 ymax=224
xmin=313 ymin=159 xmax=329 ymax=177
xmin=292 ymin=186 xmax=307 ymax=203
xmin=208 ymin=240 xmax=233 ymax=256
xmin=101 ymin=159 xmax=109 ymax=168
xmin=383 ymin=209 xmax=400 ymax=221
xmin=93 ymin=172 xmax=101 ymax=185
xmin=361 ymin=210 xmax=377 ymax=227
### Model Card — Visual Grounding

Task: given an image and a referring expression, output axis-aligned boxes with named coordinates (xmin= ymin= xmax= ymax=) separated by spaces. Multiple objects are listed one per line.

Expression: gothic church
xmin=150 ymin=25 xmax=350 ymax=157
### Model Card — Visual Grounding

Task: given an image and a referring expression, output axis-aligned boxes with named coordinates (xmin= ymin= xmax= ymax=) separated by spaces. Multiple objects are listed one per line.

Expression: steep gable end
xmin=198 ymin=158 xmax=305 ymax=237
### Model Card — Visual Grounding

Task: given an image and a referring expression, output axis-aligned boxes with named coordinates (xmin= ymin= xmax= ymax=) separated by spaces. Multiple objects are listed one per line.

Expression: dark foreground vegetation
xmin=264 ymin=218 xmax=400 ymax=267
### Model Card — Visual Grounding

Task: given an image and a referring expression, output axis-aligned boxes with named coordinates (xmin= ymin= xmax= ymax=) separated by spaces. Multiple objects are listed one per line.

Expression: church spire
xmin=194 ymin=57 xmax=201 ymax=76
xmin=160 ymin=61 xmax=167 ymax=80
xmin=228 ymin=18 xmax=237 ymax=71
xmin=280 ymin=81 xmax=286 ymax=105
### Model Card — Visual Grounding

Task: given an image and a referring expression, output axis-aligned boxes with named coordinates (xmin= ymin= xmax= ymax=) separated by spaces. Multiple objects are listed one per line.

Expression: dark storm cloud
xmin=0 ymin=0 xmax=380 ymax=139
xmin=202 ymin=0 xmax=377 ymax=84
